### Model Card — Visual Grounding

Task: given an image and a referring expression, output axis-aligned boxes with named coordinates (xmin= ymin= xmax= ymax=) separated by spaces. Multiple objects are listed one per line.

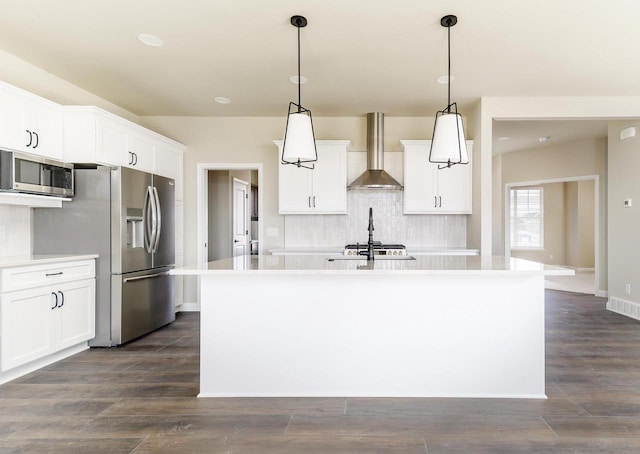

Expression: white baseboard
xmin=607 ymin=296 xmax=640 ymax=321
xmin=596 ymin=289 xmax=609 ymax=298
xmin=0 ymin=343 xmax=88 ymax=385
xmin=178 ymin=302 xmax=201 ymax=312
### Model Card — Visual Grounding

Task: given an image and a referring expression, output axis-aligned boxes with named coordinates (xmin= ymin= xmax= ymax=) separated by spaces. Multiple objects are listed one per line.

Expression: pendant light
xmin=429 ymin=14 xmax=469 ymax=169
xmin=281 ymin=15 xmax=317 ymax=170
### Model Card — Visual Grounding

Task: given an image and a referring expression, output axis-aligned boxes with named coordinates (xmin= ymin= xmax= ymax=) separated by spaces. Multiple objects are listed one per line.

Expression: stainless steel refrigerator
xmin=33 ymin=165 xmax=175 ymax=346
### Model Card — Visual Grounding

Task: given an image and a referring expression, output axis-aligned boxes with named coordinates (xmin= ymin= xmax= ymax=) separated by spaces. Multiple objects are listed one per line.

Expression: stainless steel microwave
xmin=0 ymin=150 xmax=74 ymax=197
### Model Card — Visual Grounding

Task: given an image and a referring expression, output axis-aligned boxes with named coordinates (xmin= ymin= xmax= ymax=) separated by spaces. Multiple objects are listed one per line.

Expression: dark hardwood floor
xmin=2 ymin=290 xmax=640 ymax=453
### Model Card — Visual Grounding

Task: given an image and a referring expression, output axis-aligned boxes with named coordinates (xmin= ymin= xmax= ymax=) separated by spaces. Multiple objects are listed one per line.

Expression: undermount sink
xmin=327 ymin=256 xmax=416 ymax=261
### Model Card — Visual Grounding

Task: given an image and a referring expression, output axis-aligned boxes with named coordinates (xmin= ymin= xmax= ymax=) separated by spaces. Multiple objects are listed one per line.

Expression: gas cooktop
xmin=344 ymin=242 xmax=407 ymax=256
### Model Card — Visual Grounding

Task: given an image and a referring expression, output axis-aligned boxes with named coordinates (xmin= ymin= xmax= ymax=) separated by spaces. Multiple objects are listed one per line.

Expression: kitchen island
xmin=173 ymin=255 xmax=572 ymax=399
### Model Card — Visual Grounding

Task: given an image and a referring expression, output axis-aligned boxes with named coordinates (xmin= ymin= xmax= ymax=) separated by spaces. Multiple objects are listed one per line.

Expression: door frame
xmin=196 ymin=163 xmax=263 ymax=304
xmin=504 ymin=174 xmax=602 ymax=296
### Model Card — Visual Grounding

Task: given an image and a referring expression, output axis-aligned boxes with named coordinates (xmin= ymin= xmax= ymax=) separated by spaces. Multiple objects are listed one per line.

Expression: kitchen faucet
xmin=359 ymin=207 xmax=375 ymax=261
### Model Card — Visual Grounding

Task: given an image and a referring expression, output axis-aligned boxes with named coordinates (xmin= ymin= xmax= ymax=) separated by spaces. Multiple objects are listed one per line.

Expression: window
xmin=510 ymin=187 xmax=544 ymax=249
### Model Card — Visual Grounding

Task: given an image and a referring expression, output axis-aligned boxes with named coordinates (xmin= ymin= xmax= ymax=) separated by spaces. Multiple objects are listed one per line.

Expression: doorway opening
xmin=197 ymin=163 xmax=263 ymax=267
xmin=505 ymin=175 xmax=600 ymax=295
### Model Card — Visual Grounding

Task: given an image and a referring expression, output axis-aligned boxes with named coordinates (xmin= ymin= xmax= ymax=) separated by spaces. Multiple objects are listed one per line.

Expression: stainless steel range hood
xmin=348 ymin=112 xmax=403 ymax=190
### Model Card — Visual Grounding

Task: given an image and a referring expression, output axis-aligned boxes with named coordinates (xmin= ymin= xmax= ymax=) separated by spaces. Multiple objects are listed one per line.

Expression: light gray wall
xmin=207 ymin=170 xmax=231 ymax=261
xmin=608 ymin=121 xmax=640 ymax=304
xmin=577 ymin=180 xmax=595 ymax=268
xmin=563 ymin=180 xmax=595 ymax=269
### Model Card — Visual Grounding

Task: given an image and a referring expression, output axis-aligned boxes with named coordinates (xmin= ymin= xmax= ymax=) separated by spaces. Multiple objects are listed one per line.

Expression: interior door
xmin=232 ymin=178 xmax=249 ymax=257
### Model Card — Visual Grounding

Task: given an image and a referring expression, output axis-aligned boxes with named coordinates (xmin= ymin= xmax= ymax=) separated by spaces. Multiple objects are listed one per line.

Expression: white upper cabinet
xmin=0 ymin=81 xmax=63 ymax=160
xmin=155 ymin=142 xmax=184 ymax=201
xmin=63 ymin=106 xmax=184 ymax=187
xmin=276 ymin=140 xmax=350 ymax=214
xmin=401 ymin=140 xmax=473 ymax=214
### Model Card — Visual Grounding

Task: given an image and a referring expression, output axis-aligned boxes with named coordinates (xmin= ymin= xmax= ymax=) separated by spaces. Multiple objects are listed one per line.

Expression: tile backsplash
xmin=0 ymin=205 xmax=31 ymax=257
xmin=284 ymin=191 xmax=466 ymax=248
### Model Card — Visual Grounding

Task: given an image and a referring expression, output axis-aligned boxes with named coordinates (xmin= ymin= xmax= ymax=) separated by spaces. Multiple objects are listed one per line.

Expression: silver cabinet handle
xmin=439 ymin=196 xmax=442 ymax=208
xmin=26 ymin=130 xmax=33 ymax=147
xmin=46 ymin=271 xmax=63 ymax=277
xmin=51 ymin=292 xmax=58 ymax=309
xmin=434 ymin=196 xmax=438 ymax=208
xmin=123 ymin=271 xmax=170 ymax=283
xmin=32 ymin=131 xmax=39 ymax=149
xmin=58 ymin=291 xmax=64 ymax=307
xmin=313 ymin=196 xmax=316 ymax=208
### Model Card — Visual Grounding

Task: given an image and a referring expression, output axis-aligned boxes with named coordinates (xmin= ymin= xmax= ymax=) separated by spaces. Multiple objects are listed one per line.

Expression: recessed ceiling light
xmin=538 ymin=136 xmax=551 ymax=142
xmin=137 ymin=33 xmax=164 ymax=47
xmin=214 ymin=97 xmax=231 ymax=104
xmin=497 ymin=136 xmax=510 ymax=141
xmin=289 ymin=75 xmax=308 ymax=84
xmin=435 ymin=75 xmax=454 ymax=84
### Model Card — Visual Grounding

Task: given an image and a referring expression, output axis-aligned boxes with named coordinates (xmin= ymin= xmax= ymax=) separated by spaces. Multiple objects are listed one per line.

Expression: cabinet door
xmin=311 ymin=143 xmax=347 ymax=213
xmin=23 ymin=99 xmax=64 ymax=160
xmin=0 ymin=87 xmax=26 ymax=152
xmin=436 ymin=141 xmax=473 ymax=213
xmin=56 ymin=279 xmax=96 ymax=350
xmin=0 ymin=288 xmax=55 ymax=371
xmin=279 ymin=162 xmax=313 ymax=213
xmin=156 ymin=143 xmax=183 ymax=200
xmin=96 ymin=116 xmax=129 ymax=166
xmin=403 ymin=143 xmax=438 ymax=213
xmin=129 ymin=131 xmax=156 ymax=173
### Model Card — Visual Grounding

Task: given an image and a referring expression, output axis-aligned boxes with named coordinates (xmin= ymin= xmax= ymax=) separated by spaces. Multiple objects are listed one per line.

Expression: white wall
xmin=608 ymin=120 xmax=640 ymax=305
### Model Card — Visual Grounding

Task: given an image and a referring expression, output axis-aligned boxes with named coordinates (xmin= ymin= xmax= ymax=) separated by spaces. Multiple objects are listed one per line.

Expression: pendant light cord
xmin=297 ymin=22 xmax=302 ymax=113
xmin=447 ymin=19 xmax=451 ymax=113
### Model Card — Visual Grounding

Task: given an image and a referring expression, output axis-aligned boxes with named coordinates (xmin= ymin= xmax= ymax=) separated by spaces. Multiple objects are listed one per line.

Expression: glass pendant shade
xmin=429 ymin=111 xmax=469 ymax=165
xmin=282 ymin=110 xmax=317 ymax=165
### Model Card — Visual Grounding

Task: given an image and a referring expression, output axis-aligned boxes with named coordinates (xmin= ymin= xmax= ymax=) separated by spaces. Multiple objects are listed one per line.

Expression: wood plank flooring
xmin=2 ymin=290 xmax=640 ymax=453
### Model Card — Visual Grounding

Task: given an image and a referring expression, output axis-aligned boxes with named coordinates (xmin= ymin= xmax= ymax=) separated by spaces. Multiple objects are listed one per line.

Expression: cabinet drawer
xmin=0 ymin=260 xmax=96 ymax=293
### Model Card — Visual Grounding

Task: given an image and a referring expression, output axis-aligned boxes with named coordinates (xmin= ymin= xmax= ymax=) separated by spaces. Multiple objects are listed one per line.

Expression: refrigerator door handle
xmin=152 ymin=186 xmax=162 ymax=253
xmin=144 ymin=186 xmax=154 ymax=253
xmin=123 ymin=271 xmax=171 ymax=283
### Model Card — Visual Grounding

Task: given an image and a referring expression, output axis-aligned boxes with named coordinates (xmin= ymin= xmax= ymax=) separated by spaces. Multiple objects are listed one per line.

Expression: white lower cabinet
xmin=0 ymin=259 xmax=96 ymax=374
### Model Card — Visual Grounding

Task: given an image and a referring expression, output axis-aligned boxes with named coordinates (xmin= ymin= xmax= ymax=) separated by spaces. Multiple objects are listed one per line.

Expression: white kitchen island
xmin=173 ymin=255 xmax=572 ymax=399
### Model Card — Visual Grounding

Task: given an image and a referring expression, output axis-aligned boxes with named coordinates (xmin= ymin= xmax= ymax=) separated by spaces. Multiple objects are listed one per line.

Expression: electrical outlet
xmin=626 ymin=284 xmax=631 ymax=295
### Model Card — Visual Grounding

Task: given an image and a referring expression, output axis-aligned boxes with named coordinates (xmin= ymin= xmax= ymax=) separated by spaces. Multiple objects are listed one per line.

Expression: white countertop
xmin=269 ymin=247 xmax=479 ymax=256
xmin=173 ymin=254 xmax=573 ymax=276
xmin=0 ymin=254 xmax=99 ymax=269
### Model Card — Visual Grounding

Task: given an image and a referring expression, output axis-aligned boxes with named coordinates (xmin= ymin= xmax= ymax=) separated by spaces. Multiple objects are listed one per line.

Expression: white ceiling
xmin=0 ymin=0 xmax=633 ymax=150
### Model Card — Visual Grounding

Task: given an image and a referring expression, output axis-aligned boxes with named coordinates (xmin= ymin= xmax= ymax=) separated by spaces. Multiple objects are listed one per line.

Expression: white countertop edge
xmin=172 ymin=268 xmax=574 ymax=277
xmin=197 ymin=392 xmax=547 ymax=399
xmin=269 ymin=248 xmax=480 ymax=256
xmin=0 ymin=254 xmax=99 ymax=268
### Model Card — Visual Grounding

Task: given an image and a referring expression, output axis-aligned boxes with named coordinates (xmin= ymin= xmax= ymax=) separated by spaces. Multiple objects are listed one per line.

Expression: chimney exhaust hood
xmin=348 ymin=112 xmax=403 ymax=190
